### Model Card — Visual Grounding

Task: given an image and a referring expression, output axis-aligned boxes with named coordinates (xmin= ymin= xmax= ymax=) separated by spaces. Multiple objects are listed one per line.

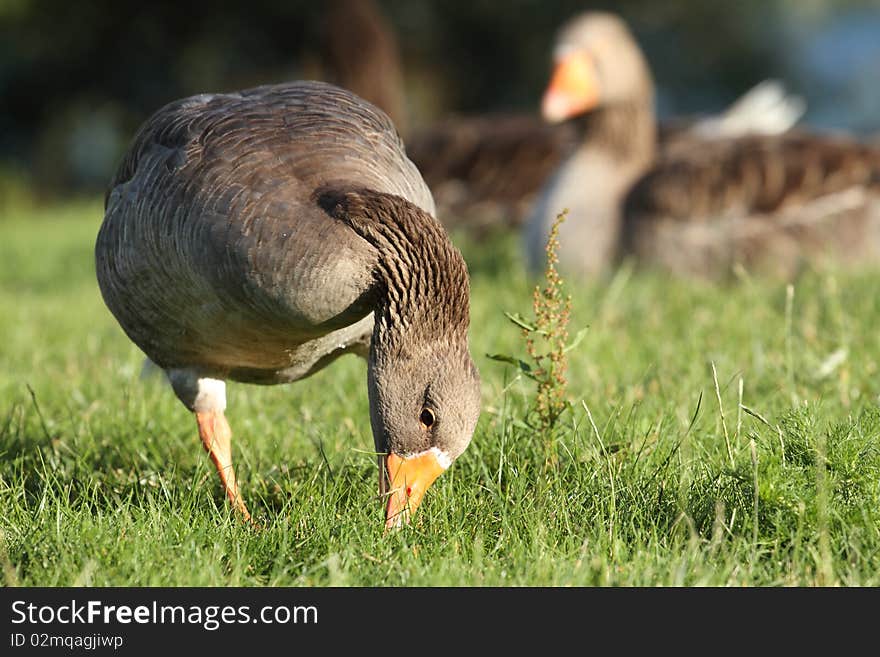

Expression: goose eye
xmin=419 ymin=407 xmax=435 ymax=429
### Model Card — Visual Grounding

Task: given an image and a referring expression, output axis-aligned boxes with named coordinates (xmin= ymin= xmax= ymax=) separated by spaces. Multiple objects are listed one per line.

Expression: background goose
xmin=407 ymin=77 xmax=802 ymax=241
xmin=526 ymin=11 xmax=880 ymax=278
xmin=95 ymin=80 xmax=481 ymax=528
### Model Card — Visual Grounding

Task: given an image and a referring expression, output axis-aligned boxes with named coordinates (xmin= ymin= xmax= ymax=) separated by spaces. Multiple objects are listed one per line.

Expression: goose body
xmin=526 ymin=11 xmax=880 ymax=278
xmin=621 ymin=130 xmax=880 ymax=277
xmin=96 ymin=80 xmax=480 ymax=527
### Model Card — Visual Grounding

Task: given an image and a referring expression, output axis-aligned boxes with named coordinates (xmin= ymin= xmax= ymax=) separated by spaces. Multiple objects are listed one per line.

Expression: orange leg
xmin=195 ymin=410 xmax=251 ymax=521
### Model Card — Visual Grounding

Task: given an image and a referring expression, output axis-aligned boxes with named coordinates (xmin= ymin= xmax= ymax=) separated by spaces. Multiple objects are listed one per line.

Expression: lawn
xmin=1 ymin=199 xmax=878 ymax=586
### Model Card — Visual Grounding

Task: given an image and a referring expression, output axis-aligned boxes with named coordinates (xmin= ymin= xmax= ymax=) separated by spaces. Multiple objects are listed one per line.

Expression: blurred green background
xmin=1 ymin=0 xmax=879 ymax=204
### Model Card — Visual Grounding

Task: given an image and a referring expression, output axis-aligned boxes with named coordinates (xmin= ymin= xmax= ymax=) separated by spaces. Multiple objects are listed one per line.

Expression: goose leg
xmin=167 ymin=370 xmax=251 ymax=521
xmin=195 ymin=408 xmax=251 ymax=520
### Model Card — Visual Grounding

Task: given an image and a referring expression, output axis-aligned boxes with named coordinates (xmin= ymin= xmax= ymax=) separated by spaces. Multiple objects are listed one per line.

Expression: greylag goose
xmin=526 ymin=11 xmax=880 ymax=278
xmin=95 ymin=80 xmax=481 ymax=528
xmin=408 ymin=81 xmax=802 ymax=239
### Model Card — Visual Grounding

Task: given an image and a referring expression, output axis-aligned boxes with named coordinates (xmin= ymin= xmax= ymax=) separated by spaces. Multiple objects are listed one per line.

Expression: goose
xmin=407 ymin=81 xmax=803 ymax=239
xmin=526 ymin=11 xmax=880 ymax=278
xmin=95 ymin=80 xmax=481 ymax=528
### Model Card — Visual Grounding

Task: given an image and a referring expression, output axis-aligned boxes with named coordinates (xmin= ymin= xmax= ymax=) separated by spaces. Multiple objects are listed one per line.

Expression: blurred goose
xmin=95 ymin=80 xmax=481 ymax=528
xmin=526 ymin=11 xmax=880 ymax=278
xmin=408 ymin=77 xmax=803 ymax=239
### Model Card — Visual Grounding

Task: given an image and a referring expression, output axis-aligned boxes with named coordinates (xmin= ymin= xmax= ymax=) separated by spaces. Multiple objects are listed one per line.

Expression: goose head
xmin=319 ymin=188 xmax=481 ymax=528
xmin=370 ymin=341 xmax=481 ymax=528
xmin=542 ymin=12 xmax=654 ymax=123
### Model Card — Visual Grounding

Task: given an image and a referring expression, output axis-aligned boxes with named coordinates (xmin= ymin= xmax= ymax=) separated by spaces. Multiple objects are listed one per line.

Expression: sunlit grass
xmin=1 ymin=201 xmax=879 ymax=586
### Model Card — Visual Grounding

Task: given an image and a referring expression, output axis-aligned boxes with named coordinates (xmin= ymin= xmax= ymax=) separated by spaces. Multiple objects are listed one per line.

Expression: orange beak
xmin=384 ymin=451 xmax=447 ymax=529
xmin=541 ymin=50 xmax=601 ymax=123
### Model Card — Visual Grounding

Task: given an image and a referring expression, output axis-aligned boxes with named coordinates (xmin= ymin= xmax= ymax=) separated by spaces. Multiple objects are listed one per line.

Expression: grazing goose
xmin=526 ymin=11 xmax=880 ymax=278
xmin=95 ymin=80 xmax=481 ymax=528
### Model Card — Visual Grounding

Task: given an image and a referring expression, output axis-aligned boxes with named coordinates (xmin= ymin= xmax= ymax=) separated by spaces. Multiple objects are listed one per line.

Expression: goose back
xmin=621 ymin=131 xmax=880 ymax=277
xmin=407 ymin=115 xmax=581 ymax=234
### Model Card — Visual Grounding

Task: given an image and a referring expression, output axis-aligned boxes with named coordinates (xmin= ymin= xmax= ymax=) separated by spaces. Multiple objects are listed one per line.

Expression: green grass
xmin=1 ymin=200 xmax=879 ymax=586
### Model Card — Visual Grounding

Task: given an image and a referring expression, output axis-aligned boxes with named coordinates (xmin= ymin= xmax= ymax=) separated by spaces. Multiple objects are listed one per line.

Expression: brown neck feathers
xmin=318 ymin=188 xmax=471 ymax=354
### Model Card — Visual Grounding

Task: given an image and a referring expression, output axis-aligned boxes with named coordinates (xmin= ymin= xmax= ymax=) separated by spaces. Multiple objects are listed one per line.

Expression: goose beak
xmin=541 ymin=50 xmax=601 ymax=122
xmin=384 ymin=451 xmax=448 ymax=529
